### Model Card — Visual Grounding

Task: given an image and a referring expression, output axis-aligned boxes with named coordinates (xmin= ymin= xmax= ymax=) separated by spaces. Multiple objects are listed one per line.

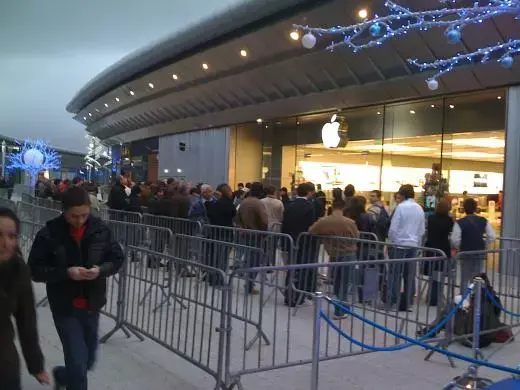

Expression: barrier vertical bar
xmin=310 ymin=292 xmax=323 ymax=390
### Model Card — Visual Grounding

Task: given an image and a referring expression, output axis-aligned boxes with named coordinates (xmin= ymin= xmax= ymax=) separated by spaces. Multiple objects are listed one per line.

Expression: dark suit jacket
xmin=282 ymin=198 xmax=316 ymax=243
xmin=150 ymin=196 xmax=190 ymax=219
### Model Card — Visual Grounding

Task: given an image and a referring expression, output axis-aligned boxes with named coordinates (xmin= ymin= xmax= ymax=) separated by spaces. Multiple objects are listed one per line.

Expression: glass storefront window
xmin=382 ymin=98 xmax=444 ymax=212
xmin=295 ymin=107 xmax=384 ymax=201
xmin=227 ymin=89 xmax=506 ymax=232
xmin=443 ymin=89 xmax=506 ymax=233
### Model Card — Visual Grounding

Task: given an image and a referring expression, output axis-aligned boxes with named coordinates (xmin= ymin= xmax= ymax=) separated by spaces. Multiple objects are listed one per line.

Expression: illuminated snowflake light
xmin=294 ymin=0 xmax=520 ymax=89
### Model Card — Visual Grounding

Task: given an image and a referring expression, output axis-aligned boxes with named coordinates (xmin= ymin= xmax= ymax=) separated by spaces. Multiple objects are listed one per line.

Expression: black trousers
xmin=1 ymin=375 xmax=21 ymax=390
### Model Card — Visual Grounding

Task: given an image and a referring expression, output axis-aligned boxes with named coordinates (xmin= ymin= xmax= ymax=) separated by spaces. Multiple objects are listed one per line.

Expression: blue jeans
xmin=331 ymin=254 xmax=357 ymax=316
xmin=52 ymin=309 xmax=100 ymax=390
xmin=388 ymin=247 xmax=418 ymax=311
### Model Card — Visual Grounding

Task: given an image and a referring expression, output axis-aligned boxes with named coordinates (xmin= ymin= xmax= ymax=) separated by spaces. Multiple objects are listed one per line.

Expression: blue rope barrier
xmin=485 ymin=289 xmax=520 ymax=318
xmin=322 ymin=298 xmax=520 ymax=375
xmin=325 ymin=287 xmax=472 ymax=352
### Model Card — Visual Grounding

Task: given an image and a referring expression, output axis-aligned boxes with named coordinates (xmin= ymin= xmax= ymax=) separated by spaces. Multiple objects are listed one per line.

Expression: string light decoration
xmin=84 ymin=135 xmax=112 ymax=179
xmin=6 ymin=139 xmax=61 ymax=183
xmin=294 ymin=0 xmax=520 ymax=90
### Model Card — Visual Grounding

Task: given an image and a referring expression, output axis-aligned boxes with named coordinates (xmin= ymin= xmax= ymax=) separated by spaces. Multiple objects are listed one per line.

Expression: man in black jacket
xmin=281 ymin=183 xmax=318 ymax=306
xmin=28 ymin=187 xmax=124 ymax=390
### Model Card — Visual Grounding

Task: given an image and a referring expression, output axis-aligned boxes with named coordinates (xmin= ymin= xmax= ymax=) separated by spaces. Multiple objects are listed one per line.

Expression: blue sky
xmin=1 ymin=0 xmax=243 ymax=152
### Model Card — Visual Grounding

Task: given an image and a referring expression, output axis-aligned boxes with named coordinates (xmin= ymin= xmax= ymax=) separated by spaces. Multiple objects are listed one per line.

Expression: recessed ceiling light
xmin=256 ymin=118 xmax=263 ymax=124
xmin=148 ymin=82 xmax=154 ymax=89
xmin=409 ymin=109 xmax=416 ymax=114
xmin=115 ymin=97 xmax=120 ymax=102
xmin=88 ymin=112 xmax=92 ymax=117
xmin=449 ymin=104 xmax=455 ymax=109
xmin=377 ymin=111 xmax=382 ymax=115
xmin=202 ymin=63 xmax=209 ymax=70
xmin=164 ymin=169 xmax=169 ymax=174
xmin=172 ymin=74 xmax=179 ymax=80
xmin=497 ymin=96 xmax=502 ymax=100
xmin=358 ymin=8 xmax=368 ymax=19
xmin=83 ymin=116 xmax=87 ymax=120
xmin=240 ymin=49 xmax=248 ymax=57
xmin=104 ymin=103 xmax=108 ymax=108
xmin=290 ymin=31 xmax=300 ymax=41
xmin=430 ymin=104 xmax=435 ymax=108
xmin=95 ymin=108 xmax=100 ymax=112
xmin=129 ymin=90 xmax=135 ymax=96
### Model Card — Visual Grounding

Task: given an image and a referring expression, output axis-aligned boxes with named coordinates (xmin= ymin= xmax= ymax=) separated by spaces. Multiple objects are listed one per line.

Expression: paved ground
xmin=20 ymin=282 xmax=520 ymax=390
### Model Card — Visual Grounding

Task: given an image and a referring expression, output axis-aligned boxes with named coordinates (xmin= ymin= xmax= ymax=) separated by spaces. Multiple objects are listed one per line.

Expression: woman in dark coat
xmin=424 ymin=199 xmax=454 ymax=306
xmin=0 ymin=208 xmax=49 ymax=389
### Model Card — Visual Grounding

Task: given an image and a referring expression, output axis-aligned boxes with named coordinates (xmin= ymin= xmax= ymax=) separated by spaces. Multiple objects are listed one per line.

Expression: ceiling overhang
xmin=69 ymin=0 xmax=520 ymax=143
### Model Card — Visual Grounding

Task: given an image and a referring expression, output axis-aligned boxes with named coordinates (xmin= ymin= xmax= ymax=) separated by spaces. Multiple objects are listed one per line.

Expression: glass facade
xmin=228 ymin=89 xmax=506 ymax=232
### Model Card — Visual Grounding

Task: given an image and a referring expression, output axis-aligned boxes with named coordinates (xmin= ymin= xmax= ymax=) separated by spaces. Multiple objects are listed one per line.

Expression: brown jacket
xmin=236 ymin=197 xmax=268 ymax=231
xmin=309 ymin=213 xmax=360 ymax=257
xmin=0 ymin=255 xmax=44 ymax=384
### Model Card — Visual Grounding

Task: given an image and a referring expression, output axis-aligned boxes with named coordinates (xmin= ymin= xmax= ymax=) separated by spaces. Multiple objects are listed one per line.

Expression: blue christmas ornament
xmin=501 ymin=55 xmax=514 ymax=69
xmin=369 ymin=23 xmax=381 ymax=37
xmin=446 ymin=29 xmax=461 ymax=44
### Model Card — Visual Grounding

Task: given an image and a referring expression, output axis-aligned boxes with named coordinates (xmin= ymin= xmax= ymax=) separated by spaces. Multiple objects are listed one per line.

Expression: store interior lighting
xmin=351 ymin=144 xmax=434 ymax=153
xmin=440 ymin=137 xmax=505 ymax=148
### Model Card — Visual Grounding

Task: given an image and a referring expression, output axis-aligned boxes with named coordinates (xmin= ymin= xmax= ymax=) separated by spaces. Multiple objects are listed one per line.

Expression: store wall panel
xmin=158 ymin=127 xmax=229 ymax=185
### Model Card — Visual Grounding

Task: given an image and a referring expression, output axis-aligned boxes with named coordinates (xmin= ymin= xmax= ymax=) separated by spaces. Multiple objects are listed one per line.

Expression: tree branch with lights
xmin=6 ymin=139 xmax=61 ymax=184
xmin=294 ymin=0 xmax=520 ymax=90
xmin=85 ymin=135 xmax=112 ymax=180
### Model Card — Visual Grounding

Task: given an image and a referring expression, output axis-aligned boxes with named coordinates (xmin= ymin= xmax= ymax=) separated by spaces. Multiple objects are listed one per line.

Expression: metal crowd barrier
xmin=17 ymin=201 xmax=61 ymax=224
xmin=14 ymin=201 xmax=520 ymax=389
xmin=98 ymin=206 xmax=142 ymax=223
xmin=0 ymin=197 xmax=17 ymax=211
xmin=142 ymin=213 xmax=202 ymax=236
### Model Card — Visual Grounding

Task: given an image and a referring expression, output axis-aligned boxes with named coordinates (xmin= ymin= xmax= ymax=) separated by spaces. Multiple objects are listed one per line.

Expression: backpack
xmin=373 ymin=205 xmax=390 ymax=240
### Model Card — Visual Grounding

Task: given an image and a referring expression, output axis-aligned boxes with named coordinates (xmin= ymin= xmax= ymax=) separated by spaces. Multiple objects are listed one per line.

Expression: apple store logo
xmin=322 ymin=114 xmax=348 ymax=148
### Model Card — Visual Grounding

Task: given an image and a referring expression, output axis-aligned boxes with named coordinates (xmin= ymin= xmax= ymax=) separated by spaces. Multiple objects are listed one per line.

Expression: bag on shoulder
xmin=374 ymin=206 xmax=391 ymax=240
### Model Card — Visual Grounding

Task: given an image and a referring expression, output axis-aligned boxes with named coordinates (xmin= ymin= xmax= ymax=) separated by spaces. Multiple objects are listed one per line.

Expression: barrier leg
xmin=310 ymin=292 xmax=323 ymax=390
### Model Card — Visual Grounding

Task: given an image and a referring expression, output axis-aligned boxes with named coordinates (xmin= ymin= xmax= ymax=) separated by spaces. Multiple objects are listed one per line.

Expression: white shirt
xmin=261 ymin=196 xmax=284 ymax=232
xmin=388 ymin=199 xmax=425 ymax=246
xmin=450 ymin=220 xmax=496 ymax=250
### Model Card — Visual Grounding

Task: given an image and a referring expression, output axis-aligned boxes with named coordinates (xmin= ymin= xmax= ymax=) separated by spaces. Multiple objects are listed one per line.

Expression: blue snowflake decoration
xmin=6 ymin=139 xmax=61 ymax=178
xmin=295 ymin=0 xmax=520 ymax=90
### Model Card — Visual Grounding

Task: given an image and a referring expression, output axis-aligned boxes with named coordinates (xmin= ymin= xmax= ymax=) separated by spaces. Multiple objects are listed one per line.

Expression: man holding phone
xmin=29 ymin=186 xmax=124 ymax=390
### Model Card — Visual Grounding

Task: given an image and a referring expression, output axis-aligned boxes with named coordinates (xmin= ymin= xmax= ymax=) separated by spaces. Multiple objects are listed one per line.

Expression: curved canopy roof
xmin=66 ymin=0 xmax=323 ymax=113
xmin=69 ymin=0 xmax=520 ymax=143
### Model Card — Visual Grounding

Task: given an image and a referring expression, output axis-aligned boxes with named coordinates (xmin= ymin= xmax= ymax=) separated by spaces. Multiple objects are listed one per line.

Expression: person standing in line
xmin=261 ymin=185 xmax=285 ymax=267
xmin=309 ymin=199 xmax=359 ymax=320
xmin=0 ymin=208 xmax=50 ymax=390
xmin=261 ymin=185 xmax=284 ymax=233
xmin=387 ymin=184 xmax=426 ymax=311
xmin=281 ymin=183 xmax=317 ymax=306
xmin=343 ymin=184 xmax=356 ymax=210
xmin=235 ymin=182 xmax=268 ymax=295
xmin=451 ymin=197 xmax=496 ymax=290
xmin=279 ymin=187 xmax=290 ymax=205
xmin=307 ymin=182 xmax=325 ymax=220
xmin=28 ymin=187 xmax=124 ymax=390
xmin=424 ymin=199 xmax=454 ymax=306
xmin=188 ymin=184 xmax=215 ymax=224
xmin=205 ymin=184 xmax=236 ymax=286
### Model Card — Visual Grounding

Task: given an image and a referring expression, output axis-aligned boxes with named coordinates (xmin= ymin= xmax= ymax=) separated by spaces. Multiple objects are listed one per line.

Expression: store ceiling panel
xmin=74 ymin=0 xmax=520 ymax=143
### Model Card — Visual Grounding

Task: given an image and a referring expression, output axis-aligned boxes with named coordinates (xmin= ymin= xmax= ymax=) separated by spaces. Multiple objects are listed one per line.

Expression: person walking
xmin=0 ymin=208 xmax=50 ymax=390
xmin=424 ymin=199 xmax=454 ymax=306
xmin=451 ymin=197 xmax=496 ymax=290
xmin=387 ymin=184 xmax=425 ymax=311
xmin=28 ymin=187 xmax=124 ymax=390
xmin=309 ymin=199 xmax=359 ymax=319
